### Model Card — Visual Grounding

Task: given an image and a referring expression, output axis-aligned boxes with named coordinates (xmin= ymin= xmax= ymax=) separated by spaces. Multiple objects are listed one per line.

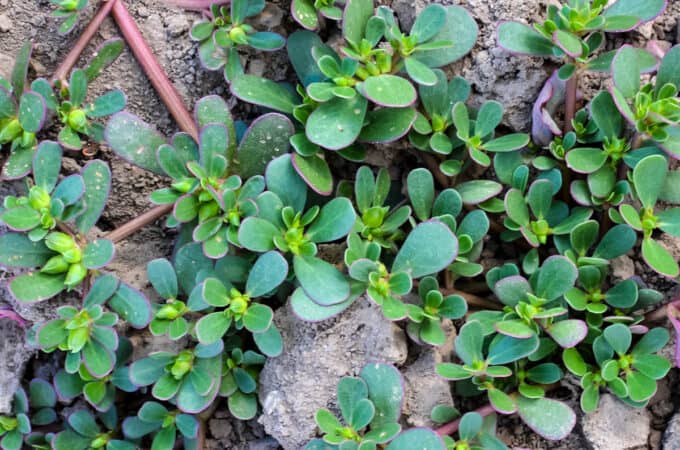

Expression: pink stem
xmin=0 ymin=309 xmax=27 ymax=327
xmin=110 ymin=0 xmax=199 ymax=141
xmin=435 ymin=404 xmax=496 ymax=436
xmin=166 ymin=0 xmax=230 ymax=11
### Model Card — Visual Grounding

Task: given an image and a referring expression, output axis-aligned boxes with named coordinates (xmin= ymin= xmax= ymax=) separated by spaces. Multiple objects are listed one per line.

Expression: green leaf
xmin=605 ymin=279 xmax=638 ymax=308
xmin=228 ymin=391 xmax=258 ymax=420
xmin=454 ymin=321 xmax=484 ymax=365
xmin=291 ymin=0 xmax=319 ymax=30
xmin=487 ymin=333 xmax=540 ymax=364
xmin=545 ymin=320 xmax=587 ymax=349
xmin=562 ymin=348 xmax=587 ymax=376
xmin=307 ymin=197 xmax=356 ymax=243
xmin=266 ymin=154 xmax=307 ymax=211
xmin=306 ymin=95 xmax=367 ymax=150
xmin=76 ymin=160 xmax=111 ymax=234
xmin=33 ymin=141 xmax=62 ymax=191
xmin=553 ymin=30 xmax=582 ymax=57
xmin=642 ymin=238 xmax=679 ymax=278
xmin=246 ymin=251 xmax=288 ymax=297
xmin=238 ymin=217 xmax=279 ymax=252
xmin=83 ymin=339 xmax=115 ymax=377
xmin=527 ymin=179 xmax=553 ymax=219
xmin=358 ymin=107 xmax=417 ymax=143
xmin=565 ymin=148 xmax=607 ymax=174
xmin=412 ymin=6 xmax=477 ymax=67
xmin=87 ymin=90 xmax=126 ymax=118
xmin=106 ymin=112 xmax=165 ymax=174
xmin=291 ymin=153 xmax=334 ymax=196
xmin=0 ymin=87 xmax=16 ymax=118
xmin=392 ymin=220 xmax=458 ymax=278
xmin=474 ymin=101 xmax=503 ymax=138
xmin=195 ymin=95 xmax=233 ymax=129
xmin=535 ymin=256 xmax=577 ymax=301
xmin=85 ymin=39 xmax=125 ymax=82
xmin=359 ymin=363 xmax=403 ymax=428
xmin=10 ymin=272 xmax=65 ymax=303
xmin=342 ymin=0 xmax=373 ymax=44
xmin=603 ymin=323 xmax=632 ymax=355
xmin=632 ymin=354 xmax=670 ymax=380
xmin=238 ymin=113 xmax=293 ymax=178
xmin=243 ymin=303 xmax=274 ymax=332
xmin=196 ymin=312 xmax=232 ymax=343
xmin=404 ymin=57 xmax=437 ymax=85
xmin=626 ymin=371 xmax=657 ymax=402
xmin=632 ymin=327 xmax=669 ymax=355
xmin=488 ymin=388 xmax=516 ymax=414
xmin=497 ymin=21 xmax=555 ymax=56
xmin=604 ymin=0 xmax=665 ymax=23
xmin=147 ymin=258 xmax=178 ymax=299
xmin=230 ymin=75 xmax=298 ymax=114
xmin=612 ymin=45 xmax=641 ymax=98
xmin=385 ymin=429 xmax=445 ymax=450
xmin=634 ymin=155 xmax=667 ymax=209
xmin=516 ymin=397 xmax=575 ymax=440
xmin=290 ymin=287 xmax=357 ymax=321
xmin=253 ymin=324 xmax=283 ymax=357
xmin=407 ymin=168 xmax=434 ymax=221
xmin=247 ymin=32 xmax=286 ymax=51
xmin=337 ymin=377 xmax=368 ymax=423
xmin=590 ymin=91 xmax=622 ymax=139
xmin=18 ymin=91 xmax=46 ymax=133
xmin=657 ymin=208 xmax=680 ymax=237
xmin=294 ymin=255 xmax=350 ymax=305
xmin=83 ymin=239 xmax=115 ymax=269
xmin=0 ymin=206 xmax=40 ymax=231
xmin=29 ymin=378 xmax=57 ymax=408
xmin=457 ymin=180 xmax=502 ymax=205
xmin=108 ymin=283 xmax=152 ymax=329
xmin=483 ymin=133 xmax=529 ymax=152
xmin=356 ymin=75 xmax=416 ymax=107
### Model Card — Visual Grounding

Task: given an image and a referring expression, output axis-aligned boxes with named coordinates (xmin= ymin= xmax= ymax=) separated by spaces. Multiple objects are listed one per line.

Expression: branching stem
xmin=105 ymin=204 xmax=173 ymax=243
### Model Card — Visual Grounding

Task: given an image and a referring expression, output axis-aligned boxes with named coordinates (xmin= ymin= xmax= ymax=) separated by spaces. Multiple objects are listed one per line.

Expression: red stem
xmin=111 ymin=0 xmax=199 ymax=141
xmin=51 ymin=0 xmax=119 ymax=84
xmin=105 ymin=204 xmax=172 ymax=243
xmin=435 ymin=404 xmax=496 ymax=436
xmin=564 ymin=74 xmax=577 ymax=133
xmin=166 ymin=0 xmax=229 ymax=10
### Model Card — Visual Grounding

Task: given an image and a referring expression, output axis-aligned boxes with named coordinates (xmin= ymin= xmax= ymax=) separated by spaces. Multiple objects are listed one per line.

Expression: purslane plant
xmin=49 ymin=0 xmax=89 ymax=34
xmin=190 ymin=0 xmax=286 ymax=82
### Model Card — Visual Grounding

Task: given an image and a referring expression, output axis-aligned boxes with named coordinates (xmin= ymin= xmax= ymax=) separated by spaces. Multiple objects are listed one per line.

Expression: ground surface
xmin=1 ymin=0 xmax=680 ymax=449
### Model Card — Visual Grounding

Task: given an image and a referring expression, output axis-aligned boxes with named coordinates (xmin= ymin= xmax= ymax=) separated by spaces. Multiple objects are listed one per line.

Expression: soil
xmin=1 ymin=0 xmax=680 ymax=449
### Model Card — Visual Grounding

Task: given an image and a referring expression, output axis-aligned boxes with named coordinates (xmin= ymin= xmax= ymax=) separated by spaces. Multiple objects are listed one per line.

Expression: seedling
xmin=50 ymin=0 xmax=89 ymax=34
xmin=52 ymin=409 xmax=135 ymax=450
xmin=190 ymin=0 xmax=286 ymax=82
xmin=218 ymin=344 xmax=266 ymax=420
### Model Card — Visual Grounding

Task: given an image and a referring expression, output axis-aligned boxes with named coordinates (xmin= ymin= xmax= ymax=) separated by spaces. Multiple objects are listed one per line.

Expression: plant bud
xmin=68 ymin=109 xmax=87 ymax=130
xmin=198 ymin=201 xmax=220 ymax=222
xmin=90 ymin=434 xmax=109 ymax=449
xmin=29 ymin=186 xmax=51 ymax=210
xmin=365 ymin=61 xmax=380 ymax=77
xmin=64 ymin=263 xmax=87 ymax=289
xmin=229 ymin=27 xmax=248 ymax=44
xmin=0 ymin=119 xmax=22 ymax=144
xmin=376 ymin=52 xmax=391 ymax=73
xmin=156 ymin=304 xmax=181 ymax=320
xmin=171 ymin=178 xmax=194 ymax=193
xmin=45 ymin=232 xmax=76 ymax=253
xmin=41 ymin=255 xmax=69 ymax=274
xmin=431 ymin=115 xmax=446 ymax=133
xmin=62 ymin=246 xmax=83 ymax=264
xmin=362 ymin=207 xmax=386 ymax=228
xmin=60 ymin=0 xmax=79 ymax=10
xmin=355 ymin=67 xmax=370 ymax=80
xmin=230 ymin=297 xmax=248 ymax=314
xmin=67 ymin=326 xmax=90 ymax=353
xmin=20 ymin=131 xmax=36 ymax=149
xmin=170 ymin=352 xmax=194 ymax=379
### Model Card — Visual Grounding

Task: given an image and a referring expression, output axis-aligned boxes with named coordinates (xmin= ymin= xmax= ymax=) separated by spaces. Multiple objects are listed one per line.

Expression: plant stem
xmin=111 ymin=0 xmax=199 ymax=141
xmin=564 ymin=73 xmax=577 ymax=134
xmin=51 ymin=0 xmax=119 ymax=84
xmin=105 ymin=204 xmax=173 ymax=243
xmin=421 ymin=152 xmax=449 ymax=188
xmin=435 ymin=403 xmax=496 ymax=436
xmin=166 ymin=0 xmax=229 ymax=10
xmin=442 ymin=288 xmax=502 ymax=311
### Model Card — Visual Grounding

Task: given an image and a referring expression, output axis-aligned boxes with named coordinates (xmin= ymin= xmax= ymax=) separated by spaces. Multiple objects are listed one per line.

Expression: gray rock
xmin=165 ymin=14 xmax=190 ymax=38
xmin=0 ymin=14 xmax=11 ymax=33
xmin=402 ymin=348 xmax=454 ymax=428
xmin=258 ymin=299 xmax=408 ymax=450
xmin=0 ymin=320 xmax=34 ymax=414
xmin=663 ymin=412 xmax=680 ymax=450
xmin=248 ymin=438 xmax=281 ymax=450
xmin=582 ymin=394 xmax=651 ymax=450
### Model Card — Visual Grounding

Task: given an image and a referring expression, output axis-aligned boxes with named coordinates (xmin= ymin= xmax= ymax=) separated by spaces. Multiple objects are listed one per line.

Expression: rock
xmin=611 ymin=255 xmax=636 ymax=281
xmin=402 ymin=348 xmax=454 ymax=428
xmin=664 ymin=412 xmax=680 ymax=450
xmin=0 ymin=320 xmax=34 ymax=414
xmin=258 ymin=299 xmax=408 ymax=450
xmin=0 ymin=52 xmax=14 ymax=80
xmin=165 ymin=14 xmax=190 ymax=38
xmin=0 ymin=14 xmax=11 ymax=33
xmin=582 ymin=394 xmax=651 ymax=450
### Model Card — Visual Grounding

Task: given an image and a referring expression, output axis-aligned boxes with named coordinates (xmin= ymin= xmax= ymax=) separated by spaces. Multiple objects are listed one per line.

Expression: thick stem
xmin=51 ymin=0 xmax=119 ymax=84
xmin=564 ymin=73 xmax=577 ymax=134
xmin=105 ymin=204 xmax=172 ymax=243
xmin=421 ymin=152 xmax=449 ymax=188
xmin=442 ymin=288 xmax=502 ymax=311
xmin=166 ymin=0 xmax=229 ymax=10
xmin=435 ymin=404 xmax=496 ymax=436
xmin=111 ymin=0 xmax=199 ymax=141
